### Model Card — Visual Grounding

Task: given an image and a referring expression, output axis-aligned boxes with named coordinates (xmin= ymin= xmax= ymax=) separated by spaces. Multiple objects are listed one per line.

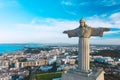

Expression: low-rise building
xmin=20 ymin=60 xmax=48 ymax=68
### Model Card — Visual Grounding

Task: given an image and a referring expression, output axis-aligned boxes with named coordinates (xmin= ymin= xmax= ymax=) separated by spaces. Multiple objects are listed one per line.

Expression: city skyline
xmin=0 ymin=0 xmax=120 ymax=44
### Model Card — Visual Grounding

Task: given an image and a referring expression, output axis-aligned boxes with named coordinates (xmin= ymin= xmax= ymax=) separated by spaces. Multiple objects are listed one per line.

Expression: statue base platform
xmin=61 ymin=69 xmax=104 ymax=80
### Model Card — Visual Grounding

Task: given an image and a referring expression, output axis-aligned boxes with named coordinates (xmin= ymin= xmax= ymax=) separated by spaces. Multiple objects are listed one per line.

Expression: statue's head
xmin=79 ymin=18 xmax=86 ymax=28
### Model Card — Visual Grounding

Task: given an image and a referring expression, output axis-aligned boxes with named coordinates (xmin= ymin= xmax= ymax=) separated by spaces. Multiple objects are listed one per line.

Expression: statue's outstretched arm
xmin=63 ymin=29 xmax=78 ymax=38
xmin=91 ymin=28 xmax=110 ymax=37
xmin=63 ymin=31 xmax=68 ymax=34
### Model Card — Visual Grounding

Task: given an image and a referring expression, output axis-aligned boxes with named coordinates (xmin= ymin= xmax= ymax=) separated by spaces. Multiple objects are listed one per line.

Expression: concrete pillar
xmin=78 ymin=38 xmax=90 ymax=72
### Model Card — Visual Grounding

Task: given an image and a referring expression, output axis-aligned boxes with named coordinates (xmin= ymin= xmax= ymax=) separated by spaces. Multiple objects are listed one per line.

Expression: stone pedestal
xmin=62 ymin=69 xmax=104 ymax=80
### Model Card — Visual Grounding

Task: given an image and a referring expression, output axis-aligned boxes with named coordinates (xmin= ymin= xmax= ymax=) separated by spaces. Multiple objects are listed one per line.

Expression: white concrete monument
xmin=62 ymin=19 xmax=109 ymax=80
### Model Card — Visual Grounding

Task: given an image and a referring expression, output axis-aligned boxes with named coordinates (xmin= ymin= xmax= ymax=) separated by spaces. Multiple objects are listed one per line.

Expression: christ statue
xmin=63 ymin=19 xmax=109 ymax=72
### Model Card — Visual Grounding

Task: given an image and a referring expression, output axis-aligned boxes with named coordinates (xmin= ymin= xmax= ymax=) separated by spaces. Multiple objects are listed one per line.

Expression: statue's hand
xmin=103 ymin=28 xmax=110 ymax=32
xmin=63 ymin=31 xmax=67 ymax=34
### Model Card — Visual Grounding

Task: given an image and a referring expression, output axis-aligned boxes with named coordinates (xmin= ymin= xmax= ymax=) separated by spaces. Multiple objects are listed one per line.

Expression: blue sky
xmin=0 ymin=0 xmax=120 ymax=45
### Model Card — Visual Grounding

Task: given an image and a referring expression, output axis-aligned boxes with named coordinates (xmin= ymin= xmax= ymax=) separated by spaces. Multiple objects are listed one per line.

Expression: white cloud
xmin=0 ymin=17 xmax=119 ymax=44
xmin=109 ymin=12 xmax=120 ymax=24
xmin=61 ymin=0 xmax=77 ymax=15
xmin=86 ymin=13 xmax=120 ymax=28
xmin=96 ymin=0 xmax=120 ymax=6
xmin=0 ymin=0 xmax=19 ymax=9
xmin=78 ymin=2 xmax=89 ymax=6
xmin=0 ymin=18 xmax=79 ymax=43
xmin=86 ymin=18 xmax=112 ymax=28
xmin=61 ymin=0 xmax=73 ymax=6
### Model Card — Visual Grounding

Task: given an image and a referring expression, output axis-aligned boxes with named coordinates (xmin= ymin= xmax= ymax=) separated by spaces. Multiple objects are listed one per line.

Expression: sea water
xmin=0 ymin=44 xmax=44 ymax=54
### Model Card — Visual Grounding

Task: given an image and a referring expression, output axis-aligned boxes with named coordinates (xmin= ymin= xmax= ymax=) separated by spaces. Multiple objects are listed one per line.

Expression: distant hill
xmin=91 ymin=50 xmax=120 ymax=58
xmin=24 ymin=47 xmax=53 ymax=54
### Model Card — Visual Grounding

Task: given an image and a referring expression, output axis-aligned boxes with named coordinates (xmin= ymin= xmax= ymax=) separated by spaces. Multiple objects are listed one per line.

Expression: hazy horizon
xmin=0 ymin=43 xmax=119 ymax=46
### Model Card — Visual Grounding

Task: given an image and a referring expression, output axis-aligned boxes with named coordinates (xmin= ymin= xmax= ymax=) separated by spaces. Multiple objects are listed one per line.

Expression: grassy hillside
xmin=30 ymin=72 xmax=62 ymax=80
